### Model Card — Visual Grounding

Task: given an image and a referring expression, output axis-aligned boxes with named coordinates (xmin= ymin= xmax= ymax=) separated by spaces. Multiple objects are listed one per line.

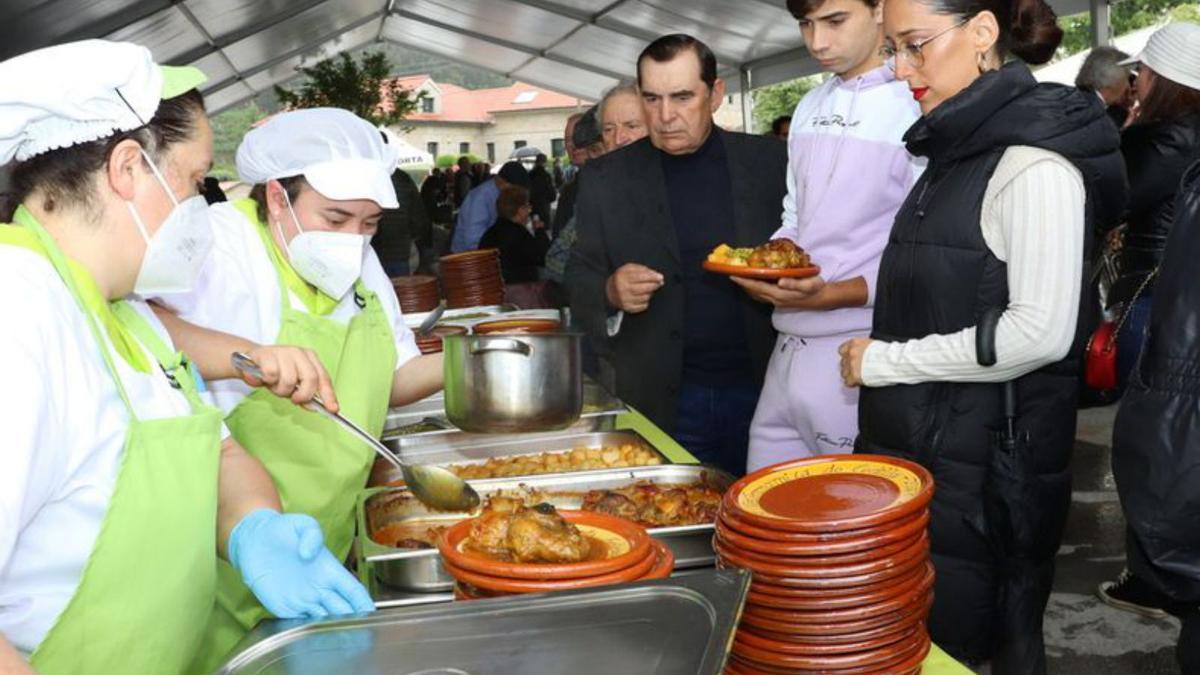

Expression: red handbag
xmin=1084 ymin=320 xmax=1118 ymax=392
xmin=1084 ymin=268 xmax=1158 ymax=392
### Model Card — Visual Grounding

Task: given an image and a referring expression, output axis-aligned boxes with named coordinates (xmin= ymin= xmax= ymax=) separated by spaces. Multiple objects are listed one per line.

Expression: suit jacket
xmin=566 ymin=129 xmax=788 ymax=432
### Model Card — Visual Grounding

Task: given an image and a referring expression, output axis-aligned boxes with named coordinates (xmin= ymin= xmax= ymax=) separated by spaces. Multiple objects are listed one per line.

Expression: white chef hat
xmin=1119 ymin=22 xmax=1200 ymax=91
xmin=0 ymin=40 xmax=207 ymax=165
xmin=236 ymin=108 xmax=400 ymax=209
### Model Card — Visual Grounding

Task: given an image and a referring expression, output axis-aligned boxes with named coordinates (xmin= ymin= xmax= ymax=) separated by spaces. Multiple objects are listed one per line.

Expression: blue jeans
xmin=672 ymin=379 xmax=760 ymax=477
xmin=382 ymin=260 xmax=410 ymax=278
xmin=1117 ymin=295 xmax=1153 ymax=391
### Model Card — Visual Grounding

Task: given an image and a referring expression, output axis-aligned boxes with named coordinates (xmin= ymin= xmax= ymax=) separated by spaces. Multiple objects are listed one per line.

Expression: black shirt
xmin=660 ymin=130 xmax=753 ymax=385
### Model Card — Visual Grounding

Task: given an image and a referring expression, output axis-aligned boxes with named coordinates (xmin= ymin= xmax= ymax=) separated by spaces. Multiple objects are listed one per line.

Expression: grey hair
xmin=598 ymin=82 xmax=641 ymax=122
xmin=1076 ymin=46 xmax=1132 ymax=91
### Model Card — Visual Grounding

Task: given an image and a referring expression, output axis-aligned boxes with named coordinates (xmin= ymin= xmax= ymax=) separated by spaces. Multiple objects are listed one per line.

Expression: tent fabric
xmin=3 ymin=0 xmax=1096 ymax=115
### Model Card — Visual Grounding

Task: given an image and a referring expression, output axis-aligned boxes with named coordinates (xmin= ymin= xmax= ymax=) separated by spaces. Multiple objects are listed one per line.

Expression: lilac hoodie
xmin=773 ymin=66 xmax=924 ymax=338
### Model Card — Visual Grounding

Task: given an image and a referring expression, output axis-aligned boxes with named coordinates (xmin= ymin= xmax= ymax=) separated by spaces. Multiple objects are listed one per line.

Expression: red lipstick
xmin=911 ymin=87 xmax=929 ymax=101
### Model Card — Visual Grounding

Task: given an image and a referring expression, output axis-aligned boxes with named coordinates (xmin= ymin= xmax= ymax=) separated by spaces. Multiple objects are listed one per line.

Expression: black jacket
xmin=529 ymin=166 xmax=557 ymax=227
xmin=566 ymin=130 xmax=786 ymax=432
xmin=1114 ymin=160 xmax=1200 ymax=603
xmin=552 ymin=177 xmax=578 ymax=237
xmin=372 ymin=170 xmax=431 ymax=272
xmin=1111 ymin=113 xmax=1200 ymax=305
xmin=479 ymin=217 xmax=551 ymax=284
xmin=857 ymin=62 xmax=1126 ymax=663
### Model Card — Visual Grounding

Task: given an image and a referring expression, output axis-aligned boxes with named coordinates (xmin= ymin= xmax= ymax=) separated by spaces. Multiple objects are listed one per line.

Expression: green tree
xmin=752 ymin=76 xmax=821 ymax=134
xmin=1057 ymin=0 xmax=1200 ymax=58
xmin=208 ymin=100 xmax=262 ymax=180
xmin=274 ymin=51 xmax=422 ymax=126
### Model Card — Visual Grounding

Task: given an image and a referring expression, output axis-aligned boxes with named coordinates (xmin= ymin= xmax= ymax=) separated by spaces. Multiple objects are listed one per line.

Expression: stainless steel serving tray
xmin=358 ymin=463 xmax=731 ymax=592
xmin=368 ymin=430 xmax=667 ymax=488
xmin=216 ymin=568 xmax=750 ymax=675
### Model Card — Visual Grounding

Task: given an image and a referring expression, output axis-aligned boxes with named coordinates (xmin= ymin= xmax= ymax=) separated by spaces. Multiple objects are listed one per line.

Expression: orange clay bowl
xmin=438 ymin=509 xmax=653 ymax=581
xmin=716 ymin=509 xmax=930 ymax=556
xmin=441 ymin=545 xmax=657 ymax=594
xmin=472 ymin=318 xmax=562 ymax=335
xmin=722 ymin=454 xmax=934 ymax=533
xmin=641 ymin=539 xmax=676 ymax=580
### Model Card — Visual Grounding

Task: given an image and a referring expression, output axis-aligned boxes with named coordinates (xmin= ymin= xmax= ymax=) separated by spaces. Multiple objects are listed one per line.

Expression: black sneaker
xmin=1097 ymin=569 xmax=1171 ymax=619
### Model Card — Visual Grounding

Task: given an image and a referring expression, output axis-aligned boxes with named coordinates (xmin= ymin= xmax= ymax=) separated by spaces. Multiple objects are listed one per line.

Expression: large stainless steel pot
xmin=442 ymin=332 xmax=582 ymax=432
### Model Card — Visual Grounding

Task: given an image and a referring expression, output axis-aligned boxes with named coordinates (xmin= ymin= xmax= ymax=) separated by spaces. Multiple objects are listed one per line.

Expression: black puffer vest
xmin=856 ymin=62 xmax=1126 ymax=658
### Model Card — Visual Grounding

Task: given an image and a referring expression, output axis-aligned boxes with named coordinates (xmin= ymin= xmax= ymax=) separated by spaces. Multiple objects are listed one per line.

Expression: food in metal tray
xmin=370 ymin=480 xmax=725 ymax=550
xmin=445 ymin=443 xmax=663 ymax=479
xmin=581 ymin=482 xmax=722 ymax=528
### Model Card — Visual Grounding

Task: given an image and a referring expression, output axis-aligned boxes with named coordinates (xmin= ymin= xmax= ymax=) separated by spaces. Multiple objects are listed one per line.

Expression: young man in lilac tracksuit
xmin=733 ymin=0 xmax=923 ymax=472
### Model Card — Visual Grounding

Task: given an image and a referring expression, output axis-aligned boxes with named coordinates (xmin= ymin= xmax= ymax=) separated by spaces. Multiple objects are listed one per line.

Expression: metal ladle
xmin=231 ymin=352 xmax=480 ymax=512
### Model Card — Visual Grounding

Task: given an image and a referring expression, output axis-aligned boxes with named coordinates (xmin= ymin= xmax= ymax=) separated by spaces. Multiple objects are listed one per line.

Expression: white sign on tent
xmin=379 ymin=126 xmax=434 ymax=167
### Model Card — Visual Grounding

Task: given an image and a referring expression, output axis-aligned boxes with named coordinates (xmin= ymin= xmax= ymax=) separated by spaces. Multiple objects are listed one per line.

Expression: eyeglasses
xmin=881 ymin=18 xmax=970 ymax=70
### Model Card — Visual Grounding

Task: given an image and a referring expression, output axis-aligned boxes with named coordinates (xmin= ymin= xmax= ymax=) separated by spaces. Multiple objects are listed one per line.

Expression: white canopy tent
xmin=3 ymin=0 xmax=1112 ymax=122
xmin=1034 ymin=22 xmax=1159 ymax=84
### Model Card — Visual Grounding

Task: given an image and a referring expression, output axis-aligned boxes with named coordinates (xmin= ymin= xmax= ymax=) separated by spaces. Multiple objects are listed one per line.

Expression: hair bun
xmin=1009 ymin=0 xmax=1063 ymax=64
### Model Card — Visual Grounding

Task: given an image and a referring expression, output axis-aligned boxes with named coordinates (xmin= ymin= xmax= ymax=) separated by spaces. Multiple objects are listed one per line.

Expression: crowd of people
xmin=4 ymin=0 xmax=1200 ymax=671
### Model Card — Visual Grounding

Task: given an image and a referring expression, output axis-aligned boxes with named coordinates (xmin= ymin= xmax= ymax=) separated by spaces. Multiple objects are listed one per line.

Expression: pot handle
xmin=470 ymin=338 xmax=532 ymax=357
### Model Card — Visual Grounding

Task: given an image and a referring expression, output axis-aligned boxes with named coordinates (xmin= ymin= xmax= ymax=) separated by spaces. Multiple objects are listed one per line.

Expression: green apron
xmin=2 ymin=208 xmax=222 ymax=675
xmin=190 ymin=198 xmax=397 ymax=672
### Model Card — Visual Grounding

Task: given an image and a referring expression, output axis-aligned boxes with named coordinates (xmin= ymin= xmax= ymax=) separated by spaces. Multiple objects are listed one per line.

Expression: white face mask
xmin=275 ymin=186 xmax=369 ymax=300
xmin=126 ymin=149 xmax=214 ymax=296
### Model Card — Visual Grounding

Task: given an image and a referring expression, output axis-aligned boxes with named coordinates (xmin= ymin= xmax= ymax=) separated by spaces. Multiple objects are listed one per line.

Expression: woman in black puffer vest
xmin=834 ymin=0 xmax=1127 ymax=669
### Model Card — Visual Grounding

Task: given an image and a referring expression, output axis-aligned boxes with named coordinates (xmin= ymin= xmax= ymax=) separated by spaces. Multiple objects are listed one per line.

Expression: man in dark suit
xmin=567 ymin=34 xmax=787 ymax=476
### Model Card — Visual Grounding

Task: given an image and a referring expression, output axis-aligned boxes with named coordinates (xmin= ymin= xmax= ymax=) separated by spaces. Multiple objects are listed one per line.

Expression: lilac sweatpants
xmin=747 ymin=334 xmax=860 ymax=473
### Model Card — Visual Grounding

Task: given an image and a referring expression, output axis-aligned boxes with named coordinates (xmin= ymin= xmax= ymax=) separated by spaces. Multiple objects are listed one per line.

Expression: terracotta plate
xmin=441 ymin=547 xmax=656 ymax=594
xmin=714 ymin=527 xmax=923 ymax=567
xmin=718 ymin=547 xmax=929 ymax=590
xmin=716 ymin=510 xmax=930 ymax=556
xmin=740 ymin=595 xmax=928 ymax=646
xmin=713 ymin=533 xmax=928 ymax=579
xmin=747 ymin=563 xmax=933 ymax=611
xmin=723 ymin=455 xmax=934 ymax=533
xmin=744 ymin=560 xmax=927 ymax=600
xmin=737 ymin=593 xmax=933 ymax=638
xmin=702 ymin=260 xmax=821 ymax=279
xmin=744 ymin=567 xmax=933 ymax=624
xmin=439 ymin=510 xmax=653 ymax=580
xmin=736 ymin=620 xmax=920 ymax=657
xmin=731 ymin=625 xmax=928 ymax=672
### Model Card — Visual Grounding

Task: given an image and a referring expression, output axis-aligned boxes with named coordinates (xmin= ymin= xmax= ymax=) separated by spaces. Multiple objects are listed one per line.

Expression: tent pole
xmin=740 ymin=67 xmax=754 ymax=133
xmin=1090 ymin=0 xmax=1112 ymax=47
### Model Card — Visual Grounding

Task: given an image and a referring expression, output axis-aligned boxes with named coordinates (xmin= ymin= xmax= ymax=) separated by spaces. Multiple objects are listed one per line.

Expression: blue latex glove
xmin=230 ymin=508 xmax=375 ymax=619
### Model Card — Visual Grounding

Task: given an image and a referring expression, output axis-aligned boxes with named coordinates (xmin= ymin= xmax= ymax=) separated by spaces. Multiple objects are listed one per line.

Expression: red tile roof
xmin=391 ymin=75 xmax=587 ymax=124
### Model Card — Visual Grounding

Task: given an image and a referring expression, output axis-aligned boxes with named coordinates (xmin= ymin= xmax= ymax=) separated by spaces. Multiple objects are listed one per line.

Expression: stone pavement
xmin=1043 ymin=405 xmax=1180 ymax=674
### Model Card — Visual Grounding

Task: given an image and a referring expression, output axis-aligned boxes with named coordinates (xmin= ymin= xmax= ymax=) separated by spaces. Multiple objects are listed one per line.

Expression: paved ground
xmin=1039 ymin=405 xmax=1181 ymax=674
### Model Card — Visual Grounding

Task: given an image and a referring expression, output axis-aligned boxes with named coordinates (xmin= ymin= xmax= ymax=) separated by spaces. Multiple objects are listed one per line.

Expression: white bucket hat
xmin=236 ymin=107 xmax=400 ymax=208
xmin=1120 ymin=22 xmax=1200 ymax=91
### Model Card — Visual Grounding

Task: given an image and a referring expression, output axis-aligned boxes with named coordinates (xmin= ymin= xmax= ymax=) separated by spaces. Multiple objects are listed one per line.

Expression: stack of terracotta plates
xmin=440 ymin=249 xmax=505 ymax=309
xmin=716 ymin=455 xmax=935 ymax=675
xmin=414 ymin=324 xmax=466 ymax=355
xmin=437 ymin=510 xmax=675 ymax=601
xmin=391 ymin=275 xmax=440 ymax=314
